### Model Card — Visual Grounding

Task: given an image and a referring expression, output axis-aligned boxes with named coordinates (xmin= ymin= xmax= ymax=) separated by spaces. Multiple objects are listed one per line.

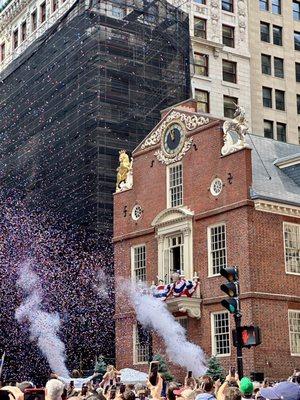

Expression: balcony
xmin=151 ymin=273 xmax=201 ymax=319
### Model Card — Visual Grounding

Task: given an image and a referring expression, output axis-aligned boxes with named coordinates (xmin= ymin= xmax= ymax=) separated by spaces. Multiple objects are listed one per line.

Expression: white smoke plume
xmin=92 ymin=269 xmax=109 ymax=299
xmin=15 ymin=260 xmax=70 ymax=377
xmin=122 ymin=281 xmax=207 ymax=376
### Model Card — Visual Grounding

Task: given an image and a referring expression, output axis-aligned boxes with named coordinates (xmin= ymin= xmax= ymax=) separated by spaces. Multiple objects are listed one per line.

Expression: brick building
xmin=113 ymin=99 xmax=300 ymax=380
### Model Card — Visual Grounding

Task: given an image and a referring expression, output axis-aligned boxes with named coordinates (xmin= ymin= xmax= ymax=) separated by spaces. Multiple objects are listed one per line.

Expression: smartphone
xmin=24 ymin=388 xmax=45 ymax=400
xmin=70 ymin=381 xmax=74 ymax=388
xmin=110 ymin=379 xmax=114 ymax=386
xmin=116 ymin=377 xmax=121 ymax=383
xmin=188 ymin=371 xmax=192 ymax=378
xmin=230 ymin=367 xmax=236 ymax=377
xmin=149 ymin=361 xmax=159 ymax=386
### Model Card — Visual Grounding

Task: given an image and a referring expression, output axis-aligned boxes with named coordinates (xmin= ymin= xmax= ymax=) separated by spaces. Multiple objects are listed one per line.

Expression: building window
xmin=164 ymin=234 xmax=184 ymax=280
xmin=0 ymin=43 xmax=5 ymax=62
xmin=262 ymin=87 xmax=272 ymax=108
xmin=222 ymin=25 xmax=234 ymax=47
xmin=284 ymin=223 xmax=300 ymax=274
xmin=168 ymin=163 xmax=183 ymax=208
xmin=52 ymin=0 xmax=58 ymax=12
xmin=40 ymin=2 xmax=46 ymax=23
xmin=273 ymin=25 xmax=282 ymax=45
xmin=21 ymin=21 xmax=27 ymax=42
xmin=176 ymin=316 xmax=188 ymax=331
xmin=295 ymin=31 xmax=300 ymax=51
xmin=12 ymin=29 xmax=18 ymax=50
xmin=293 ymin=1 xmax=300 ymax=20
xmin=274 ymin=57 xmax=284 ymax=78
xmin=275 ymin=90 xmax=285 ymax=111
xmin=208 ymin=223 xmax=227 ymax=276
xmin=261 ymin=54 xmax=271 ymax=75
xmin=211 ymin=312 xmax=230 ymax=356
xmin=224 ymin=96 xmax=237 ymax=118
xmin=222 ymin=0 xmax=233 ymax=12
xmin=297 ymin=63 xmax=300 ymax=82
xmin=131 ymin=245 xmax=146 ymax=283
xmin=259 ymin=0 xmax=268 ymax=11
xmin=277 ymin=122 xmax=286 ymax=142
xmin=194 ymin=18 xmax=206 ymax=38
xmin=260 ymin=22 xmax=270 ymax=42
xmin=134 ymin=323 xmax=151 ymax=364
xmin=264 ymin=120 xmax=273 ymax=138
xmin=31 ymin=10 xmax=37 ymax=32
xmin=272 ymin=0 xmax=281 ymax=14
xmin=222 ymin=60 xmax=237 ymax=83
xmin=289 ymin=310 xmax=300 ymax=355
xmin=194 ymin=53 xmax=208 ymax=76
xmin=195 ymin=89 xmax=209 ymax=113
xmin=194 ymin=0 xmax=206 ymax=3
xmin=297 ymin=95 xmax=300 ymax=114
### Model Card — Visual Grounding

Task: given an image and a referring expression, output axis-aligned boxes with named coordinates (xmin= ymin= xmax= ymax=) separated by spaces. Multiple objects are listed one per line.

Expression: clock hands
xmin=170 ymin=128 xmax=175 ymax=141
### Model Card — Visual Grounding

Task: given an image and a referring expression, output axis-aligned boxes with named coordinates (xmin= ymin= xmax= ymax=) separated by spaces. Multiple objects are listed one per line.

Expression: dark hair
xmin=167 ymin=386 xmax=176 ymax=400
xmin=200 ymin=376 xmax=214 ymax=392
xmin=124 ymin=391 xmax=135 ymax=400
xmin=0 ymin=391 xmax=15 ymax=400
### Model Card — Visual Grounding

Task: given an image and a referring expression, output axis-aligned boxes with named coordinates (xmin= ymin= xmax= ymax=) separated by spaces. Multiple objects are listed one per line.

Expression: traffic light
xmin=233 ymin=326 xmax=261 ymax=348
xmin=220 ymin=267 xmax=240 ymax=314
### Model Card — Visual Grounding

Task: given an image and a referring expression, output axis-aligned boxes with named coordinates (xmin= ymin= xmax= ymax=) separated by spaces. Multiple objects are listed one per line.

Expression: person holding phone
xmin=147 ymin=362 xmax=163 ymax=400
xmin=195 ymin=376 xmax=216 ymax=400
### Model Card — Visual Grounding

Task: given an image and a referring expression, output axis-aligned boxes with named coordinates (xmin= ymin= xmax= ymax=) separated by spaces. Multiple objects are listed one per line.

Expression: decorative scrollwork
xmin=141 ymin=111 xmax=209 ymax=150
xmin=155 ymin=138 xmax=193 ymax=165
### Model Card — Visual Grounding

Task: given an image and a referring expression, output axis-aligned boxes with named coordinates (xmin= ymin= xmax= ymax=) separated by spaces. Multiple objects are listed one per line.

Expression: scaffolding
xmin=0 ymin=0 xmax=190 ymax=379
xmin=0 ymin=0 xmax=190 ymax=231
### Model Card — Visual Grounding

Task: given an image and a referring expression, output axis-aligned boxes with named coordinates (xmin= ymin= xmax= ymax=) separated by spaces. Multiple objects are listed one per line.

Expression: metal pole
xmin=234 ymin=314 xmax=243 ymax=379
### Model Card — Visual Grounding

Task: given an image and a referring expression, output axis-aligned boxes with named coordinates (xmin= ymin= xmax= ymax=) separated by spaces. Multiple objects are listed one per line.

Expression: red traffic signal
xmin=233 ymin=326 xmax=261 ymax=348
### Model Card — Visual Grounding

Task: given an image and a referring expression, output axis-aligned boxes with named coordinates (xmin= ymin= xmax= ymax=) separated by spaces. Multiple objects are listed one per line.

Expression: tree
xmin=152 ymin=354 xmax=174 ymax=382
xmin=94 ymin=355 xmax=107 ymax=376
xmin=206 ymin=356 xmax=225 ymax=381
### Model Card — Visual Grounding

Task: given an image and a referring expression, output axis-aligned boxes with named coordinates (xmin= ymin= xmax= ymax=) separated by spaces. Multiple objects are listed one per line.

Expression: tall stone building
xmin=249 ymin=0 xmax=300 ymax=144
xmin=168 ymin=0 xmax=252 ymax=127
xmin=113 ymin=99 xmax=300 ymax=380
xmin=165 ymin=0 xmax=300 ymax=145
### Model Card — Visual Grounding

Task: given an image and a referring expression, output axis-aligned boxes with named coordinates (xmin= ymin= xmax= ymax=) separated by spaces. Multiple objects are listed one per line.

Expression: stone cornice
xmin=0 ymin=0 xmax=30 ymax=32
xmin=254 ymin=200 xmax=300 ymax=218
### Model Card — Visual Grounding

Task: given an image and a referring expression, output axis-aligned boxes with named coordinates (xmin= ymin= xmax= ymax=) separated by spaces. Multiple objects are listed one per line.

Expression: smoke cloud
xmin=15 ymin=260 xmax=70 ymax=377
xmin=123 ymin=281 xmax=207 ymax=376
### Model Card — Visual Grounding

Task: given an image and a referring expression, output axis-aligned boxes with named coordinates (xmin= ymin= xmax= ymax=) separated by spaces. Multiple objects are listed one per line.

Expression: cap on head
xmin=239 ymin=377 xmax=254 ymax=395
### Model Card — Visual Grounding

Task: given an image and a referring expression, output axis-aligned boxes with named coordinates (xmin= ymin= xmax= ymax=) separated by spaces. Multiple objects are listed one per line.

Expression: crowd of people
xmin=0 ymin=366 xmax=299 ymax=400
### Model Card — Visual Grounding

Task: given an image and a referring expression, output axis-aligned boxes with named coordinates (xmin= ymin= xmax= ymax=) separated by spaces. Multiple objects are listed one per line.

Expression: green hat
xmin=239 ymin=377 xmax=254 ymax=395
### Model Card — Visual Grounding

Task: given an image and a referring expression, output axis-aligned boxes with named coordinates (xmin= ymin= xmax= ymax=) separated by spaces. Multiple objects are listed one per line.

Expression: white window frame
xmin=288 ymin=309 xmax=300 ymax=356
xmin=283 ymin=222 xmax=300 ymax=275
xmin=211 ymin=311 xmax=231 ymax=357
xmin=131 ymin=244 xmax=146 ymax=283
xmin=167 ymin=162 xmax=183 ymax=208
xmin=163 ymin=233 xmax=184 ymax=282
xmin=133 ymin=323 xmax=150 ymax=365
xmin=207 ymin=223 xmax=227 ymax=277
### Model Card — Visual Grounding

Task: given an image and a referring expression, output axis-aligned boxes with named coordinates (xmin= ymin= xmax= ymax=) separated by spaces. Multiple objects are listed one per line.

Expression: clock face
xmin=163 ymin=123 xmax=185 ymax=155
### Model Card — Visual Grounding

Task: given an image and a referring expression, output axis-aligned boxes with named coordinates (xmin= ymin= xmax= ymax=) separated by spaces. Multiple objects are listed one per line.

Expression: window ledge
xmin=286 ymin=272 xmax=300 ymax=276
xmin=208 ymin=273 xmax=221 ymax=278
xmin=215 ymin=353 xmax=231 ymax=358
xmin=222 ymin=81 xmax=239 ymax=89
xmin=192 ymin=75 xmax=212 ymax=82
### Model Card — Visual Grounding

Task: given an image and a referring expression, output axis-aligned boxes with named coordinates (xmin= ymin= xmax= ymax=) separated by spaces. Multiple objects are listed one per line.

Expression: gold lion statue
xmin=116 ymin=150 xmax=132 ymax=191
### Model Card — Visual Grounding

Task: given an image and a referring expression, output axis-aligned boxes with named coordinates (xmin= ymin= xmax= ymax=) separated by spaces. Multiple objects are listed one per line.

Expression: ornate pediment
xmin=135 ymin=109 xmax=210 ymax=165
xmin=141 ymin=110 xmax=209 ymax=150
xmin=151 ymin=207 xmax=194 ymax=228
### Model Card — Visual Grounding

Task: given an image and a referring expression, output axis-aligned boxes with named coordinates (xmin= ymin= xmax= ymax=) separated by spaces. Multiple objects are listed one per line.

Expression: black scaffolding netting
xmin=0 ymin=0 xmax=190 ymax=381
